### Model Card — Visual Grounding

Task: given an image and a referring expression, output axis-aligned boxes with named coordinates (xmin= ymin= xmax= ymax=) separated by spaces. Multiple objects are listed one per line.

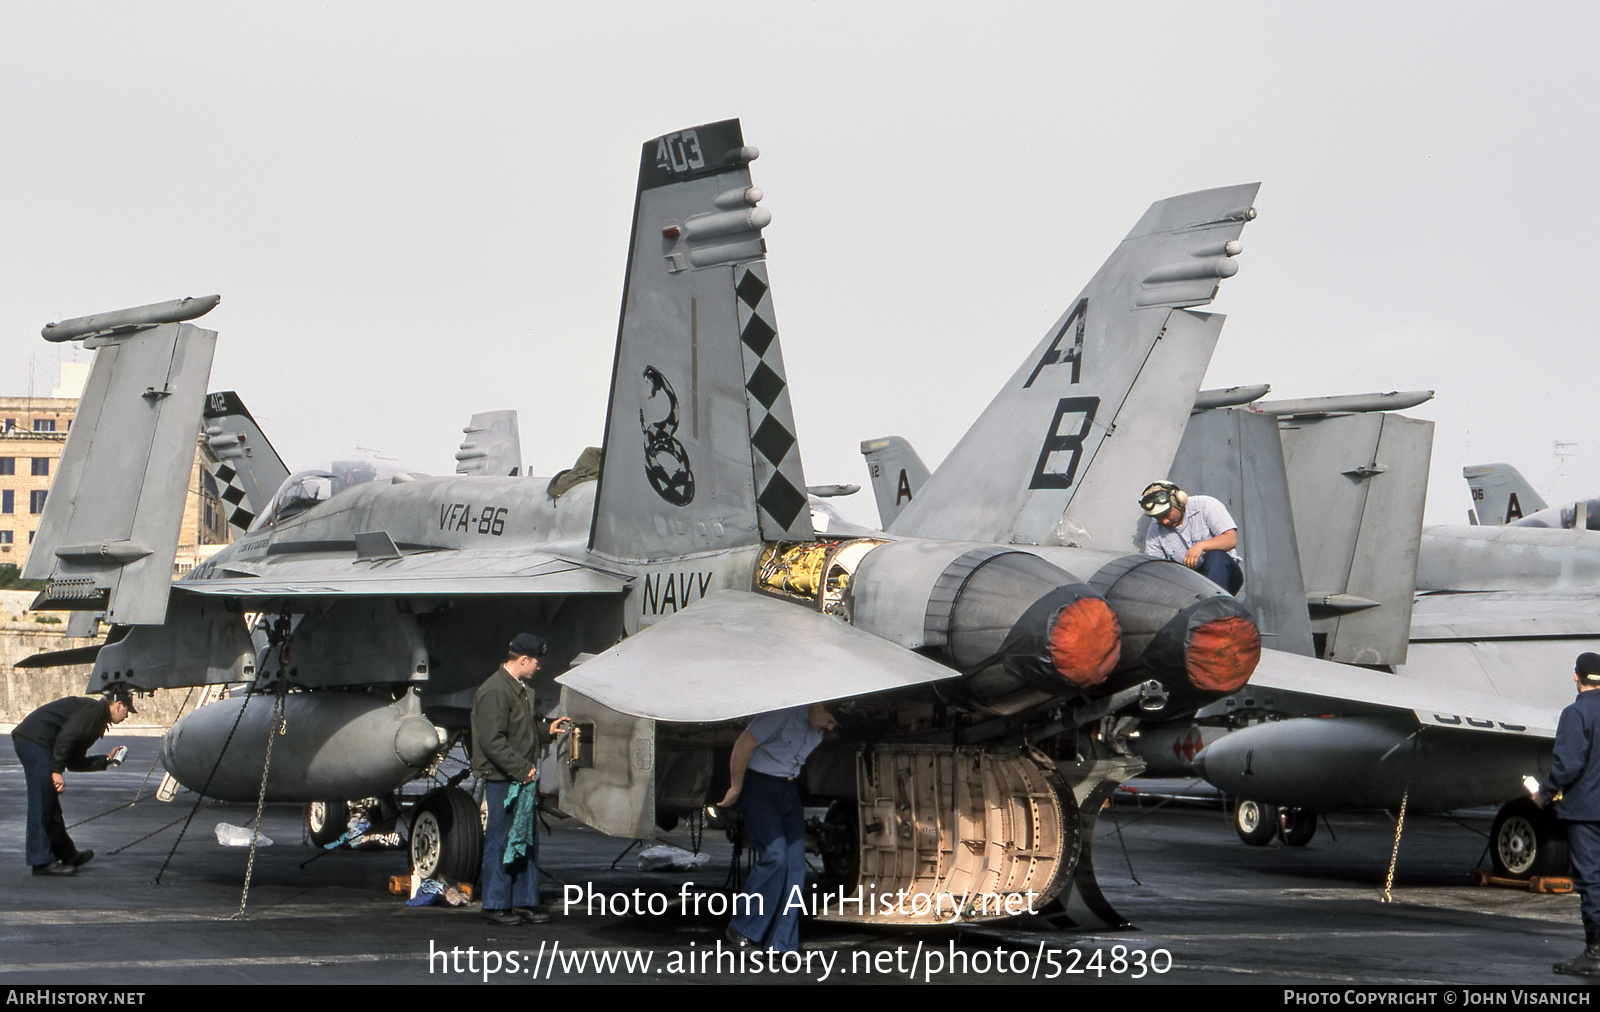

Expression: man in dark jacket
xmin=471 ymin=633 xmax=569 ymax=926
xmin=1541 ymin=652 xmax=1600 ymax=975
xmin=11 ymin=688 xmax=134 ymax=875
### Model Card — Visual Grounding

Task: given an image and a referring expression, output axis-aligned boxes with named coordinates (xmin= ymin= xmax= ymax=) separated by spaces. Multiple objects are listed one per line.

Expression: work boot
xmin=1553 ymin=930 xmax=1600 ymax=976
xmin=67 ymin=849 xmax=94 ymax=868
xmin=483 ymin=909 xmax=522 ymax=926
xmin=31 ymin=861 xmax=76 ymax=876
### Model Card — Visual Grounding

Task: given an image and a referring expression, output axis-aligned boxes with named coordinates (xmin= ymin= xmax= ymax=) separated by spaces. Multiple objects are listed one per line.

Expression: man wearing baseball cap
xmin=1539 ymin=652 xmax=1600 ymax=975
xmin=470 ymin=632 xmax=571 ymax=926
xmin=10 ymin=686 xmax=136 ymax=876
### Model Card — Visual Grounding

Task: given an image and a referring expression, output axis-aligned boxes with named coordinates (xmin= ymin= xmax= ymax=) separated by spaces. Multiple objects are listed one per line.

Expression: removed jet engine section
xmin=161 ymin=690 xmax=444 ymax=802
xmin=1194 ymin=714 xmax=1550 ymax=812
xmin=1087 ymin=555 xmax=1260 ymax=720
xmin=816 ymin=744 xmax=1075 ymax=925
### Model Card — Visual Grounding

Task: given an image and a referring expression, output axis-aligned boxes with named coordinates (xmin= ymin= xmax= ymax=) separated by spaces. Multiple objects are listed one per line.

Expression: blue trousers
xmin=481 ymin=779 xmax=539 ymax=911
xmin=1565 ymin=820 xmax=1600 ymax=934
xmin=731 ymin=771 xmax=807 ymax=952
xmin=13 ymin=734 xmax=75 ymax=868
xmin=1197 ymin=551 xmax=1244 ymax=595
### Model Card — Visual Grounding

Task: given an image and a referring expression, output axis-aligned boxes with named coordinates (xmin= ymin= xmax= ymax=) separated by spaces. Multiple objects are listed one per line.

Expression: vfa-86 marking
xmin=1024 ymin=299 xmax=1099 ymax=491
xmin=438 ymin=502 xmax=509 ymax=536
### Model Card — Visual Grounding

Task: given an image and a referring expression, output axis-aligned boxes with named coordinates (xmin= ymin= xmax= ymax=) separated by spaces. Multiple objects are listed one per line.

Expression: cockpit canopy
xmin=250 ymin=459 xmax=418 ymax=531
xmin=1511 ymin=498 xmax=1600 ymax=532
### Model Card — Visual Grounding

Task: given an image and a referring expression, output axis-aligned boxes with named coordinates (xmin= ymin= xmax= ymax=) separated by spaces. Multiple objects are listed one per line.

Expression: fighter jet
xmin=1132 ymin=395 xmax=1584 ymax=877
xmin=25 ymin=120 xmax=1273 ymax=927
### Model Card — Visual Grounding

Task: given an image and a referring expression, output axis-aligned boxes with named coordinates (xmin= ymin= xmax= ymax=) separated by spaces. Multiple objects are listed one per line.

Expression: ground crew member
xmin=11 ymin=687 xmax=134 ymax=875
xmin=1539 ymin=651 xmax=1600 ymax=976
xmin=1140 ymin=480 xmax=1244 ymax=594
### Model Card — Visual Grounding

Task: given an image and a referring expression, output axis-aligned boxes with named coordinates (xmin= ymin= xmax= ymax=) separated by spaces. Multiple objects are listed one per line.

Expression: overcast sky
xmin=2 ymin=2 xmax=1595 ymax=528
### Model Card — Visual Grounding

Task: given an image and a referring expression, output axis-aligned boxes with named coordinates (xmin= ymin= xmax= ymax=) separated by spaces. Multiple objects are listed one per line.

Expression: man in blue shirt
xmin=1540 ymin=652 xmax=1600 ymax=976
xmin=717 ymin=703 xmax=836 ymax=952
xmin=1140 ymin=480 xmax=1244 ymax=595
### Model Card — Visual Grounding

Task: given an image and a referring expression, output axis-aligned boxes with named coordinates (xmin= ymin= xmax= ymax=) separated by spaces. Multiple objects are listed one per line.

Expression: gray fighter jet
xmin=26 ymin=120 xmax=1285 ymax=927
xmin=1140 ymin=396 xmax=1584 ymax=877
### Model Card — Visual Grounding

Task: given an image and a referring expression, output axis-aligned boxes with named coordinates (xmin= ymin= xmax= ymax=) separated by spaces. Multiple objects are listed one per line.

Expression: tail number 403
xmin=655 ymin=130 xmax=706 ymax=175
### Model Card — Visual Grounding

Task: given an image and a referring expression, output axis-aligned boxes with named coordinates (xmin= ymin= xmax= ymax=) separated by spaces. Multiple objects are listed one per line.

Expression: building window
xmin=3 ymin=419 xmax=13 ymax=433
xmin=29 ymin=490 xmax=46 ymax=514
xmin=28 ymin=530 xmax=35 ymax=543
xmin=2 ymin=490 xmax=12 ymax=514
xmin=31 ymin=458 xmax=48 ymax=477
xmin=32 ymin=419 xmax=54 ymax=432
xmin=0 ymin=530 xmax=12 ymax=544
xmin=0 ymin=458 xmax=12 ymax=475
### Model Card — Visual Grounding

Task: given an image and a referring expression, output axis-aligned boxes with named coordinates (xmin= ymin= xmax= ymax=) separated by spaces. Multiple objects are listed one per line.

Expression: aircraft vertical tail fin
xmin=889 ymin=184 xmax=1260 ymax=551
xmin=200 ymin=391 xmax=290 ymax=536
xmin=1278 ymin=407 xmax=1433 ymax=666
xmin=590 ymin=120 xmax=813 ymax=560
xmin=454 ymin=410 xmax=522 ymax=477
xmin=25 ymin=296 xmax=221 ymax=624
xmin=860 ymin=435 xmax=929 ymax=529
xmin=1463 ymin=462 xmax=1547 ymax=526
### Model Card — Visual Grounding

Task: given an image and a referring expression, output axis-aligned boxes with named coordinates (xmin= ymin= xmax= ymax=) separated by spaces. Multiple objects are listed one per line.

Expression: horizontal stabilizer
xmin=557 ymin=590 xmax=959 ymax=722
xmin=16 ymin=644 xmax=105 ymax=669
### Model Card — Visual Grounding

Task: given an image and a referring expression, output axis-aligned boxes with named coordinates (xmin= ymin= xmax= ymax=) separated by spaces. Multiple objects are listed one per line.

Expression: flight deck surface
xmin=0 ymin=737 xmax=1586 ymax=987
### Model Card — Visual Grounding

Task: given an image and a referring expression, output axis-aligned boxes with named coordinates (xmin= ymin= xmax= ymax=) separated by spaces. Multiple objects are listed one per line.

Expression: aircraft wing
xmin=1246 ymin=647 xmax=1558 ymax=737
xmin=557 ymin=590 xmax=959 ymax=722
xmin=1410 ymin=591 xmax=1600 ymax=640
xmin=177 ymin=547 xmax=628 ymax=598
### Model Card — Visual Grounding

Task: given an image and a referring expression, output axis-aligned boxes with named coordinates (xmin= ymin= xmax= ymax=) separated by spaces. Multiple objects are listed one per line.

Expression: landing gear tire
xmin=1491 ymin=797 xmax=1569 ymax=879
xmin=1235 ymin=799 xmax=1278 ymax=845
xmin=814 ymin=801 xmax=860 ymax=894
xmin=306 ymin=801 xmax=350 ymax=848
xmin=1278 ymin=807 xmax=1317 ymax=847
xmin=410 ymin=786 xmax=483 ymax=883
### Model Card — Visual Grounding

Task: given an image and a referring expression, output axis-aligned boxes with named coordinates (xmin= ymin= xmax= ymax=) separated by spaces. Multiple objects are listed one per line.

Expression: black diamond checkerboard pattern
xmin=735 ymin=263 xmax=813 ymax=539
xmin=208 ymin=461 xmax=257 ymax=532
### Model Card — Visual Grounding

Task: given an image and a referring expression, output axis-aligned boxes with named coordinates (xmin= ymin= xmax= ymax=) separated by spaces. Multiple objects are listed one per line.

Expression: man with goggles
xmin=1139 ymin=480 xmax=1244 ymax=594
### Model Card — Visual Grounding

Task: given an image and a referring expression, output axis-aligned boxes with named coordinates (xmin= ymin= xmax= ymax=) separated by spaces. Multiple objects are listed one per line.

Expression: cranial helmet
xmin=1139 ymin=480 xmax=1188 ymax=517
